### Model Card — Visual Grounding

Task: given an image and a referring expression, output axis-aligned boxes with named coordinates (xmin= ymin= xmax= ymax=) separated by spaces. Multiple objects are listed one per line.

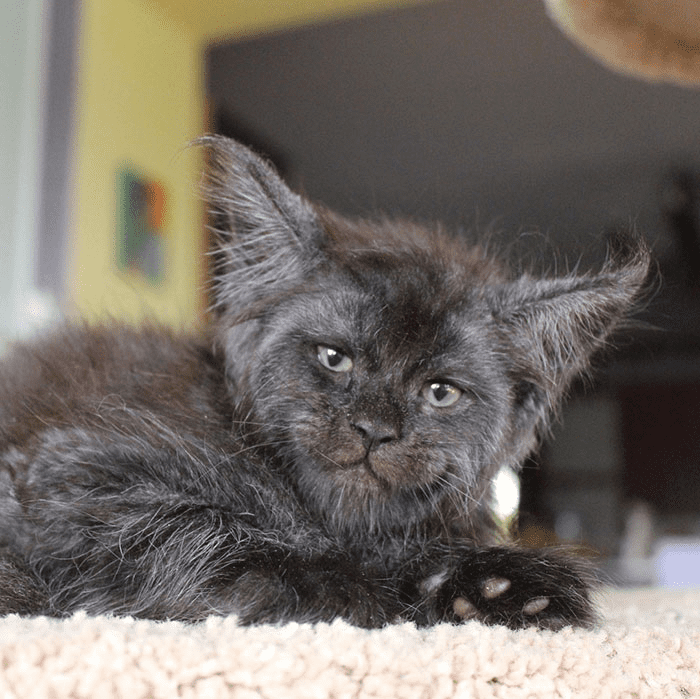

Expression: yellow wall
xmin=150 ymin=0 xmax=427 ymax=43
xmin=69 ymin=0 xmax=423 ymax=327
xmin=69 ymin=0 xmax=203 ymax=326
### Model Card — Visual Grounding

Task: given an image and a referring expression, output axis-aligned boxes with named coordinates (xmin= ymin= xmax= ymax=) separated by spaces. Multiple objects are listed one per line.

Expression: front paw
xmin=435 ymin=547 xmax=595 ymax=630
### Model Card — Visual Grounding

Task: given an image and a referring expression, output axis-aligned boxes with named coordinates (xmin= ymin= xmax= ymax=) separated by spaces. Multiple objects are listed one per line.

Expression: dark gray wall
xmin=207 ymin=0 xmax=700 ymax=264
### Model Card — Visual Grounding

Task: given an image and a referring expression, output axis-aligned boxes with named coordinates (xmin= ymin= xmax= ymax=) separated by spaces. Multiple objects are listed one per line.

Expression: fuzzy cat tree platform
xmin=0 ymin=587 xmax=698 ymax=698
xmin=545 ymin=0 xmax=700 ymax=85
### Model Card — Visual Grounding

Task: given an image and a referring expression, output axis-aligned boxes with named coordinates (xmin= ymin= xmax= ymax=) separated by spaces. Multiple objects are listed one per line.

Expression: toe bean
xmin=481 ymin=577 xmax=511 ymax=599
xmin=523 ymin=597 xmax=550 ymax=615
xmin=453 ymin=596 xmax=478 ymax=620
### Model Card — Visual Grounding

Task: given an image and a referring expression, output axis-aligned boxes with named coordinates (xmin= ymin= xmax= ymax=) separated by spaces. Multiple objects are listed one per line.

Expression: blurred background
xmin=3 ymin=0 xmax=700 ymax=585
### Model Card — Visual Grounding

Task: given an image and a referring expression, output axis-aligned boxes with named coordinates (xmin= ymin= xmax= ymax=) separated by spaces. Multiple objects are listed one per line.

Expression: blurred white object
xmin=493 ymin=466 xmax=520 ymax=522
xmin=1 ymin=0 xmax=62 ymax=351
xmin=654 ymin=538 xmax=700 ymax=588
xmin=617 ymin=501 xmax=655 ymax=585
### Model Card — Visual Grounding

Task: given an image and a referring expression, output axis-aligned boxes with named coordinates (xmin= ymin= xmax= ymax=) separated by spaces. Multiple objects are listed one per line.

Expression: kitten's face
xmin=239 ymin=252 xmax=513 ymax=534
xmin=204 ymin=136 xmax=649 ymax=537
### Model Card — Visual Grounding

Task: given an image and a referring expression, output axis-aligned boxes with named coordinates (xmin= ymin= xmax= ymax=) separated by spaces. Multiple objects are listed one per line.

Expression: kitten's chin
xmin=330 ymin=457 xmax=394 ymax=493
xmin=299 ymin=452 xmax=395 ymax=498
xmin=315 ymin=450 xmax=427 ymax=496
xmin=293 ymin=451 xmax=449 ymax=537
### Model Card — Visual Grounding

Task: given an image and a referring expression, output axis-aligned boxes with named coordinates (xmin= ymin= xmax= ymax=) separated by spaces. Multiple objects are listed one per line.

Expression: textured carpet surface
xmin=0 ymin=587 xmax=699 ymax=698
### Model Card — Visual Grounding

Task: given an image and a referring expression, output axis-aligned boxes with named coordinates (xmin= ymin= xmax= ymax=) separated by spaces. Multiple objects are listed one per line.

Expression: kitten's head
xmin=201 ymin=136 xmax=650 ymax=539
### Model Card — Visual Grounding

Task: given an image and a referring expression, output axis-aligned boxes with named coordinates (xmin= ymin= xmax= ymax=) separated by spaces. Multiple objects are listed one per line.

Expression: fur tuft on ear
xmin=495 ymin=229 xmax=651 ymax=421
xmin=196 ymin=135 xmax=322 ymax=321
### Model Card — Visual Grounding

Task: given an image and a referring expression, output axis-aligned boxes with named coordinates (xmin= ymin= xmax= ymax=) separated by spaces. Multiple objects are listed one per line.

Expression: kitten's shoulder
xmin=1 ymin=320 xmax=214 ymax=383
xmin=0 ymin=321 xmax=228 ymax=441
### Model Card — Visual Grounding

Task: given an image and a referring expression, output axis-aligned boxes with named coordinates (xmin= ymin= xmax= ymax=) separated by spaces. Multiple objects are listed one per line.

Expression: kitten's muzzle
xmin=349 ymin=416 xmax=400 ymax=453
xmin=346 ymin=391 xmax=404 ymax=454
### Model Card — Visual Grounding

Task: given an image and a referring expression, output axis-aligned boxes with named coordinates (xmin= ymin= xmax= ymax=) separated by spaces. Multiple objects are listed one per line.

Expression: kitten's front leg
xmin=222 ymin=549 xmax=403 ymax=628
xmin=420 ymin=546 xmax=595 ymax=630
xmin=0 ymin=548 xmax=50 ymax=616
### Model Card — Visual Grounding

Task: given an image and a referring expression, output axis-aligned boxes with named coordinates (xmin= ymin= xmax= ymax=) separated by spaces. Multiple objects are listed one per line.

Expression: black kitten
xmin=0 ymin=137 xmax=649 ymax=629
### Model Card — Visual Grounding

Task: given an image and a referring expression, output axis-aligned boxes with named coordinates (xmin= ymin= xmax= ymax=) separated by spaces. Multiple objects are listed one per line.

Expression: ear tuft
xmin=602 ymin=227 xmax=653 ymax=286
xmin=195 ymin=135 xmax=322 ymax=320
xmin=497 ymin=229 xmax=651 ymax=415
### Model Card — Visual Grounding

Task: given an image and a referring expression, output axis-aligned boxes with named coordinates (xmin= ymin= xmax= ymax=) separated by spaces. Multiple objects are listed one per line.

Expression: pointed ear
xmin=495 ymin=230 xmax=651 ymax=420
xmin=197 ymin=135 xmax=322 ymax=319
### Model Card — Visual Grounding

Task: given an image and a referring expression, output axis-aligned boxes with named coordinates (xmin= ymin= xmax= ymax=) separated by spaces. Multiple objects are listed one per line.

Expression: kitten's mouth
xmin=342 ymin=455 xmax=393 ymax=490
xmin=308 ymin=437 xmax=411 ymax=491
xmin=360 ymin=456 xmax=383 ymax=481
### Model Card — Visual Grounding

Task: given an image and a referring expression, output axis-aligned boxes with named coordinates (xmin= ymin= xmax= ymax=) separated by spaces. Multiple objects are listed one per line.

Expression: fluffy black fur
xmin=0 ymin=137 xmax=650 ymax=629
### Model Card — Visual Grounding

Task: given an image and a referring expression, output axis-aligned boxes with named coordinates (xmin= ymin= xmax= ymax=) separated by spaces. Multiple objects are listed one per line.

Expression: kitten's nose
xmin=350 ymin=417 xmax=400 ymax=452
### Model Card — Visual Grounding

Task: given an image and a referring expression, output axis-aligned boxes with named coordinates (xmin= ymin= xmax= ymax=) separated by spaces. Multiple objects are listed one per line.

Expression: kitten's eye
xmin=423 ymin=382 xmax=462 ymax=407
xmin=317 ymin=345 xmax=353 ymax=373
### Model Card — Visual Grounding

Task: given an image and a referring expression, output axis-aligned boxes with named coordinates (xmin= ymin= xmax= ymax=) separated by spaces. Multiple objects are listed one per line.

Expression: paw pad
xmin=523 ymin=597 xmax=550 ymax=615
xmin=481 ymin=576 xmax=511 ymax=599
xmin=453 ymin=596 xmax=478 ymax=620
